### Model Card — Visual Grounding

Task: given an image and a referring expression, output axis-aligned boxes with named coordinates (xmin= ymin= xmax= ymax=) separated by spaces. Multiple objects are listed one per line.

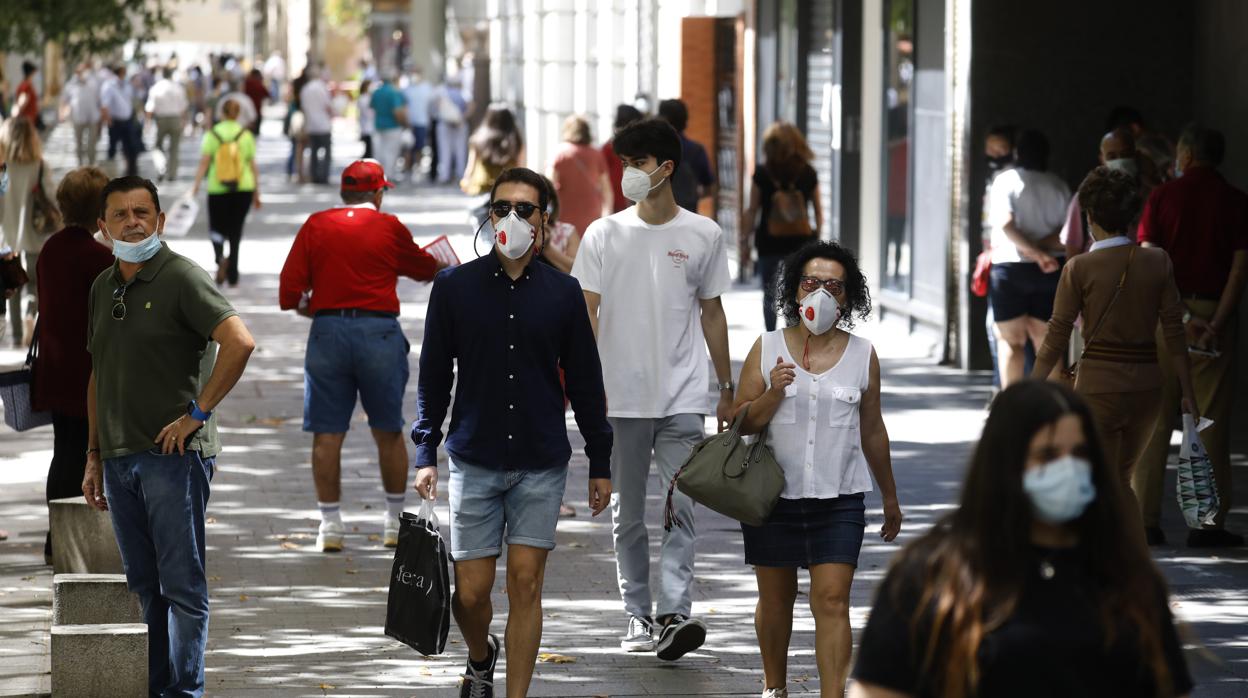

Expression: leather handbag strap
xmin=1077 ymin=245 xmax=1135 ymax=363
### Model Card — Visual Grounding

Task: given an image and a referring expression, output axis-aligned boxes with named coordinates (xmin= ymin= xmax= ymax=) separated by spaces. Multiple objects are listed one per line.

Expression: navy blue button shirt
xmin=412 ymin=253 xmax=613 ymax=478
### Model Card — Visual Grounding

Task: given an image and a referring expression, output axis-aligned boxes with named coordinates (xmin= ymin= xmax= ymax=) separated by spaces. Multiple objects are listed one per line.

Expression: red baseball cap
xmin=341 ymin=159 xmax=394 ymax=192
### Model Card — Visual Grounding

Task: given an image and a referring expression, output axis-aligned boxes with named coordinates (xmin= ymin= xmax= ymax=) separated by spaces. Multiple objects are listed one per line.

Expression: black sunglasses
xmin=800 ymin=276 xmax=845 ymax=295
xmin=490 ymin=200 xmax=540 ymax=220
xmin=112 ymin=284 xmax=128 ymax=320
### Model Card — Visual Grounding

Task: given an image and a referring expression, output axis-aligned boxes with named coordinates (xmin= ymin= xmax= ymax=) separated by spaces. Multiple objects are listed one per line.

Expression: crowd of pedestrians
xmin=978 ymin=115 xmax=1247 ymax=551
xmin=0 ymin=53 xmax=1243 ymax=698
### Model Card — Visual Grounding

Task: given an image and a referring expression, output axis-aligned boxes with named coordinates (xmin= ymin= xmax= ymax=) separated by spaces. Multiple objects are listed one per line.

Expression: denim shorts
xmin=447 ymin=457 xmax=569 ymax=561
xmin=303 ymin=315 xmax=410 ymax=433
xmin=742 ymin=493 xmax=867 ymax=568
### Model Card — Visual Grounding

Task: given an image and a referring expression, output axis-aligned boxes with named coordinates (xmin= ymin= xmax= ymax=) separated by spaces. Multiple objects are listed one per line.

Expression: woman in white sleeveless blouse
xmin=733 ymin=241 xmax=903 ymax=698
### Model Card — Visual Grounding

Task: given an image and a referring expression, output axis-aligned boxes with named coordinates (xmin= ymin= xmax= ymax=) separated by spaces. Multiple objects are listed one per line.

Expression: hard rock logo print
xmin=667 ymin=249 xmax=690 ymax=267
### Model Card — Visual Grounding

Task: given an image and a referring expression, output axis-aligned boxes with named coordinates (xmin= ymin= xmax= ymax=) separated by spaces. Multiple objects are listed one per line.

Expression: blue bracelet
xmin=188 ymin=400 xmax=212 ymax=422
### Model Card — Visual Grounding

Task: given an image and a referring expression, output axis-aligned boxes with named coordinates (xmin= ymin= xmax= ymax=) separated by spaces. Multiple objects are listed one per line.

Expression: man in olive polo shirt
xmin=80 ymin=176 xmax=256 ymax=696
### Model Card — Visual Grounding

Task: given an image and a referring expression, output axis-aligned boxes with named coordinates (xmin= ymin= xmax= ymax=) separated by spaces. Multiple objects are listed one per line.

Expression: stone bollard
xmin=51 ymin=624 xmax=148 ymax=696
xmin=48 ymin=497 xmax=124 ymax=575
xmin=53 ymin=574 xmax=142 ymax=625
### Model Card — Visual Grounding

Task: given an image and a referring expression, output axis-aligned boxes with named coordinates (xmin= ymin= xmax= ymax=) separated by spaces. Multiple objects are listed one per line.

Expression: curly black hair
xmin=1077 ymin=166 xmax=1141 ymax=235
xmin=776 ymin=240 xmax=872 ymax=329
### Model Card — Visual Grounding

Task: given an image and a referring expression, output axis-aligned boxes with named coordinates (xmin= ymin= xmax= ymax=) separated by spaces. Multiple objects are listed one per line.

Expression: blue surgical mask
xmin=1023 ymin=455 xmax=1096 ymax=524
xmin=110 ymin=230 xmax=163 ymax=263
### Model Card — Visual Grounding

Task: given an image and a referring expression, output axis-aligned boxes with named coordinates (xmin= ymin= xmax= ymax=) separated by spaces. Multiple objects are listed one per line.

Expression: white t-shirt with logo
xmin=572 ymin=206 xmax=732 ymax=418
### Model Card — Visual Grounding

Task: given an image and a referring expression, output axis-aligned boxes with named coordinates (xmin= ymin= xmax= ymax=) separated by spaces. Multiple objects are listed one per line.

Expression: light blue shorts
xmin=447 ymin=457 xmax=569 ymax=561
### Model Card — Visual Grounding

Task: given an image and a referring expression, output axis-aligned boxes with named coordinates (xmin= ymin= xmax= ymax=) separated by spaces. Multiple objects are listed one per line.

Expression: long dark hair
xmin=471 ymin=104 xmax=524 ymax=169
xmin=893 ymin=381 xmax=1172 ymax=697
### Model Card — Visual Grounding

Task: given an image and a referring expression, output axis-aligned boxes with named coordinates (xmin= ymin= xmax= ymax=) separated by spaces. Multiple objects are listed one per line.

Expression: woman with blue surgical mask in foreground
xmin=851 ymin=381 xmax=1193 ymax=698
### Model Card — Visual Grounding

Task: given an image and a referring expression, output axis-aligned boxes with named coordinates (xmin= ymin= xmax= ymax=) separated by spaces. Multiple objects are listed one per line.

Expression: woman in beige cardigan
xmin=1033 ymin=167 xmax=1198 ymax=497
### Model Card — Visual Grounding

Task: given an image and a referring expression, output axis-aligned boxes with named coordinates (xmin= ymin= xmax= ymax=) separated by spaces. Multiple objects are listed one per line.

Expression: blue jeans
xmin=759 ymin=253 xmax=785 ymax=332
xmin=104 ymin=449 xmax=214 ymax=697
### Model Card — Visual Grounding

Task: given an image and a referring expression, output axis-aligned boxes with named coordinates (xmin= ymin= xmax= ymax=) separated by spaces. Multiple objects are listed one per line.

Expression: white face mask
xmin=1104 ymin=157 xmax=1138 ymax=176
xmin=621 ymin=163 xmax=668 ymax=203
xmin=799 ymin=288 xmax=841 ymax=335
xmin=494 ymin=211 xmax=535 ymax=260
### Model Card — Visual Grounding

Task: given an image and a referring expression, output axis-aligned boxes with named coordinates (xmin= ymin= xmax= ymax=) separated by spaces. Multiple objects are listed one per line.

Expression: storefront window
xmin=881 ymin=0 xmax=914 ymax=292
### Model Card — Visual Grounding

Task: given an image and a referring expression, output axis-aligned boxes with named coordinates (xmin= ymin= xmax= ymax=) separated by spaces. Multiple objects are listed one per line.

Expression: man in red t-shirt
xmin=279 ymin=159 xmax=445 ymax=552
xmin=15 ymin=61 xmax=39 ymax=125
xmin=1135 ymin=124 xmax=1248 ymax=548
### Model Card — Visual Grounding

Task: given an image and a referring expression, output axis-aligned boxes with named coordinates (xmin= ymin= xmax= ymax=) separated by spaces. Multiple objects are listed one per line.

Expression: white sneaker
xmin=762 ymin=688 xmax=788 ymax=698
xmin=317 ymin=520 xmax=345 ymax=552
xmin=620 ymin=615 xmax=655 ymax=652
xmin=383 ymin=516 xmax=400 ymax=548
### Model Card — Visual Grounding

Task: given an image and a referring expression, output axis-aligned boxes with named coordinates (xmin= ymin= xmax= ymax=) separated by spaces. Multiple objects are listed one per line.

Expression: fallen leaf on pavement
xmin=238 ymin=594 xmax=249 ymax=602
xmin=367 ymin=534 xmax=381 ymax=542
xmin=318 ymin=683 xmax=335 ymax=690
xmin=280 ymin=542 xmax=299 ymax=550
xmin=208 ymin=576 xmax=222 ymax=582
xmin=537 ymin=653 xmax=577 ymax=664
xmin=206 ymin=517 xmax=218 ymax=524
xmin=345 ymin=569 xmax=358 ymax=575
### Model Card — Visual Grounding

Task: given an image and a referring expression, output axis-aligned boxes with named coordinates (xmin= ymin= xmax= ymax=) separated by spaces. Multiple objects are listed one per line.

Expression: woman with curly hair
xmin=851 ymin=381 xmax=1192 ymax=698
xmin=732 ymin=240 xmax=902 ymax=698
xmin=1030 ymin=167 xmax=1197 ymax=539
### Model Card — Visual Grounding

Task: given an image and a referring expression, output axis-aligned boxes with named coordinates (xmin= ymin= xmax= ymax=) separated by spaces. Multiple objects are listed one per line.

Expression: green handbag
xmin=664 ymin=404 xmax=786 ymax=529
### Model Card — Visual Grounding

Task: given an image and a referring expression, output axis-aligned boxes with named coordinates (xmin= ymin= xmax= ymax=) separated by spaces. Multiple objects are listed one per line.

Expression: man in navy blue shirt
xmin=412 ymin=167 xmax=612 ymax=698
xmin=658 ymin=99 xmax=716 ymax=213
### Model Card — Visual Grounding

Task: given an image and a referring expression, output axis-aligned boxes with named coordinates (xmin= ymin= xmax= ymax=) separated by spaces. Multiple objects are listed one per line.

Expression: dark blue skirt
xmin=742 ymin=493 xmax=867 ymax=568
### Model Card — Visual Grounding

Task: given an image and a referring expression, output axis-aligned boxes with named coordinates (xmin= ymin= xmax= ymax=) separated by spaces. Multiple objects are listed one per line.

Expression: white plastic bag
xmin=1176 ymin=415 xmax=1220 ymax=529
xmin=163 ymin=194 xmax=200 ymax=237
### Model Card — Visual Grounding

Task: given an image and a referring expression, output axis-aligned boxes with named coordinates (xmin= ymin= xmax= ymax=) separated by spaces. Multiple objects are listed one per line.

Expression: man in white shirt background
xmin=145 ymin=68 xmax=190 ymax=181
xmin=100 ymin=64 xmax=140 ymax=177
xmin=571 ymin=118 xmax=735 ymax=664
xmin=60 ymin=62 xmax=102 ymax=166
xmin=262 ymin=51 xmax=287 ymax=102
xmin=401 ymin=69 xmax=432 ymax=181
xmin=299 ymin=68 xmax=335 ymax=184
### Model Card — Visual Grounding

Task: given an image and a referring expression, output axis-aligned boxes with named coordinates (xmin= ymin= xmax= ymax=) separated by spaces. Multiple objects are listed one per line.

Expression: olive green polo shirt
xmin=87 ymin=242 xmax=238 ymax=459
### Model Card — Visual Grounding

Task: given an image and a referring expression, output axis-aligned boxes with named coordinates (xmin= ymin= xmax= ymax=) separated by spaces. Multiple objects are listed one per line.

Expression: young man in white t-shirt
xmin=571 ymin=118 xmax=734 ymax=661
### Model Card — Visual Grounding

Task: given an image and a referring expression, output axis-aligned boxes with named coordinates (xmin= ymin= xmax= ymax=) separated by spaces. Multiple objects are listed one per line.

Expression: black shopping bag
xmin=385 ymin=500 xmax=451 ymax=656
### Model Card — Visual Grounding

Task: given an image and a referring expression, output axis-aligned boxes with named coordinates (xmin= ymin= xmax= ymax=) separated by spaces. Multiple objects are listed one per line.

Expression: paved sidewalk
xmin=2 ymin=115 xmax=1247 ymax=697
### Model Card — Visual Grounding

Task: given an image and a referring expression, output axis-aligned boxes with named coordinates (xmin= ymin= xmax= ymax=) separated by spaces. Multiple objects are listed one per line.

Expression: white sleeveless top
xmin=758 ymin=329 xmax=875 ymax=499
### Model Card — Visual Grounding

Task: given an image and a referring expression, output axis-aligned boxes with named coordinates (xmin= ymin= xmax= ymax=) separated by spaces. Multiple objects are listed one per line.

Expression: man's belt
xmin=314 ymin=308 xmax=398 ymax=319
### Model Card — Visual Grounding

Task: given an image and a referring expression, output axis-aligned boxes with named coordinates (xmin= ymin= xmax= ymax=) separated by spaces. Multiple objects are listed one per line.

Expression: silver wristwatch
xmin=717 ymin=380 xmax=734 ymax=392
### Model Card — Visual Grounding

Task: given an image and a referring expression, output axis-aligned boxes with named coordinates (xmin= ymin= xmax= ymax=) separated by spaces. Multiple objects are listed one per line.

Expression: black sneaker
xmin=1187 ymin=529 xmax=1246 ymax=548
xmin=655 ymin=615 xmax=706 ymax=661
xmin=1144 ymin=526 xmax=1166 ymax=546
xmin=459 ymin=633 xmax=500 ymax=698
